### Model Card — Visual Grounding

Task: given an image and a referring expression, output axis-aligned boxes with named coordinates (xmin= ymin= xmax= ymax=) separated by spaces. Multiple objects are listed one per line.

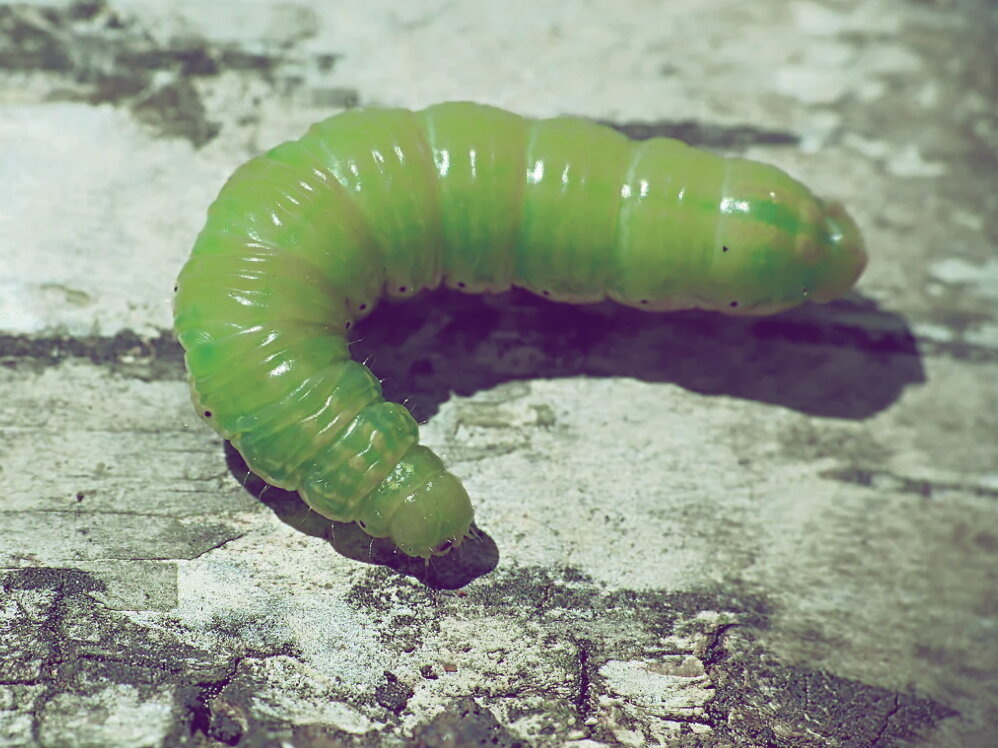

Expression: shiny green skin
xmin=173 ymin=102 xmax=866 ymax=558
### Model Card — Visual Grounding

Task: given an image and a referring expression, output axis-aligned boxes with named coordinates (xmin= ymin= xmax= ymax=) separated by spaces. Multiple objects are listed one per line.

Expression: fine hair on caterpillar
xmin=173 ymin=101 xmax=867 ymax=559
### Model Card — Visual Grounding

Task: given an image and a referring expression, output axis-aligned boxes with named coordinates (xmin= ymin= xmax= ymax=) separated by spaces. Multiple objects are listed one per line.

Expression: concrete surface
xmin=1 ymin=0 xmax=996 ymax=746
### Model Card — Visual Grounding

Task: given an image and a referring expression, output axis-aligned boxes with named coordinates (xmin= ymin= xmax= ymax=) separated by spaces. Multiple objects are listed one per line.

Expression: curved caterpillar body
xmin=174 ymin=102 xmax=866 ymax=558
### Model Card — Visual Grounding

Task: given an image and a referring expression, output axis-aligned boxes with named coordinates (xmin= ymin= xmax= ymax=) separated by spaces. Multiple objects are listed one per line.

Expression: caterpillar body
xmin=174 ymin=102 xmax=867 ymax=559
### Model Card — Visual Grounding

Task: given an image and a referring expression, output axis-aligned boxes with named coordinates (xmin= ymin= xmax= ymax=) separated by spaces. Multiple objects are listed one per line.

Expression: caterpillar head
xmin=349 ymin=444 xmax=474 ymax=559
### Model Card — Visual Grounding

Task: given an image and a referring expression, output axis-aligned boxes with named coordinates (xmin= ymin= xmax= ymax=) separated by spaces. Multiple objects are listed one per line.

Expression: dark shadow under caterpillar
xmin=221 ymin=287 xmax=923 ymax=584
xmin=174 ymin=101 xmax=868 ymax=558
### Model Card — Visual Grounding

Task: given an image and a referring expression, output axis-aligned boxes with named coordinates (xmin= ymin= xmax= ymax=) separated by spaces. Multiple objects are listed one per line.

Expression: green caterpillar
xmin=173 ymin=101 xmax=867 ymax=559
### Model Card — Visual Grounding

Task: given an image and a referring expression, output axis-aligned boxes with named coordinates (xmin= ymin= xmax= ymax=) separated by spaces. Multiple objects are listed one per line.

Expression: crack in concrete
xmin=572 ymin=637 xmax=595 ymax=730
xmin=699 ymin=622 xmax=741 ymax=670
xmin=177 ymin=647 xmax=324 ymax=746
xmin=175 ymin=532 xmax=246 ymax=562
xmin=185 ymin=656 xmax=245 ymax=746
xmin=20 ymin=571 xmax=87 ymax=745
xmin=109 ymin=531 xmax=247 ymax=562
xmin=870 ymin=693 xmax=902 ymax=747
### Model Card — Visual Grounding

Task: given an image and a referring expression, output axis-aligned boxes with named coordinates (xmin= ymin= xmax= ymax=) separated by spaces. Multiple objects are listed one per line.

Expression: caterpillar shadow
xmin=352 ymin=287 xmax=924 ymax=424
xmin=227 ymin=287 xmax=924 ymax=587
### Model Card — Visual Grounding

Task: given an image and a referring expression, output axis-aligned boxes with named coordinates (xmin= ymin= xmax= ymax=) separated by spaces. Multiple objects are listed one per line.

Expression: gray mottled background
xmin=1 ymin=1 xmax=996 ymax=746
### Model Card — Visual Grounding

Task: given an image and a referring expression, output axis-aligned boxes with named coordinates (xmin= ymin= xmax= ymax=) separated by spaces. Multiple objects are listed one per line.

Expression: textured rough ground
xmin=1 ymin=1 xmax=996 ymax=746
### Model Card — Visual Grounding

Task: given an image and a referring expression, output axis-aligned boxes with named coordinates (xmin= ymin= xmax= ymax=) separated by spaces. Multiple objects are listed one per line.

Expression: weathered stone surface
xmin=1 ymin=0 xmax=995 ymax=746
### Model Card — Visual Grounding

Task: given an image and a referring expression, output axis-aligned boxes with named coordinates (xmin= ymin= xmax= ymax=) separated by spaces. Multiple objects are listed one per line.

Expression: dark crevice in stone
xmin=182 ymin=659 xmax=246 ymax=746
xmin=374 ymin=670 xmax=414 ymax=715
xmin=870 ymin=694 xmax=902 ymax=747
xmin=0 ymin=329 xmax=184 ymax=380
xmin=572 ymin=637 xmax=595 ymax=728
xmin=700 ymin=622 xmax=741 ymax=669
xmin=820 ymin=466 xmax=998 ymax=500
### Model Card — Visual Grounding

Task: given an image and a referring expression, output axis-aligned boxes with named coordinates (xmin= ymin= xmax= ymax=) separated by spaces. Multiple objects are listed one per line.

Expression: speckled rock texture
xmin=1 ymin=1 xmax=996 ymax=746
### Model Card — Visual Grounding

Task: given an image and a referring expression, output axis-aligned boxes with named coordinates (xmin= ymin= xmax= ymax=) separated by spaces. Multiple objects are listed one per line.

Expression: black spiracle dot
xmin=345 ymin=321 xmax=352 ymax=330
xmin=729 ymin=301 xmax=739 ymax=307
xmin=542 ymin=289 xmax=551 ymax=296
xmin=203 ymin=410 xmax=212 ymax=418
xmin=722 ymin=245 xmax=730 ymax=253
xmin=359 ymin=303 xmax=367 ymax=311
xmin=173 ymin=285 xmax=178 ymax=292
xmin=457 ymin=281 xmax=466 ymax=288
xmin=639 ymin=299 xmax=649 ymax=305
